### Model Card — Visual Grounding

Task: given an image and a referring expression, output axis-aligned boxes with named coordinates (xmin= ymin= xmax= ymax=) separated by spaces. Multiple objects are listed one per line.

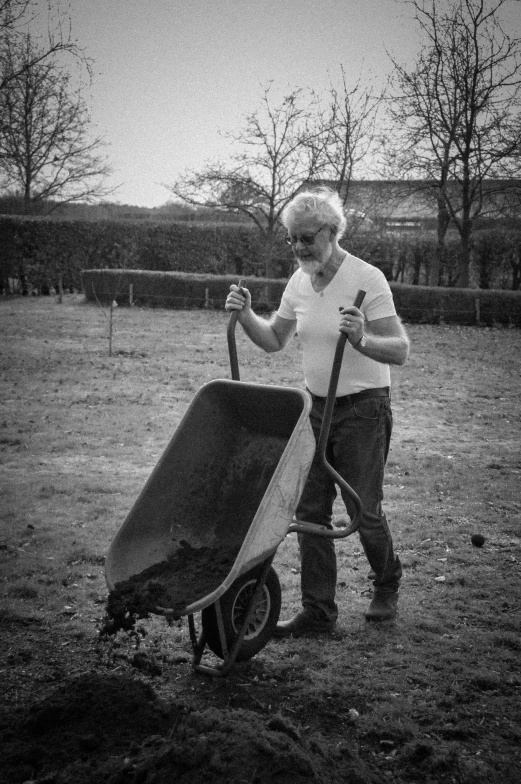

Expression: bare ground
xmin=1 ymin=295 xmax=520 ymax=784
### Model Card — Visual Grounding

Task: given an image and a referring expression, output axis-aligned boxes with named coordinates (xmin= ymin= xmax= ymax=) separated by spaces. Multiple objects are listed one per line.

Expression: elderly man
xmin=225 ymin=188 xmax=409 ymax=637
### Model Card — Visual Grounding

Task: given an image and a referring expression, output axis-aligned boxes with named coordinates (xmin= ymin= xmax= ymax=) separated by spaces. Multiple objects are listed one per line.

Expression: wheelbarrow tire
xmin=201 ymin=565 xmax=281 ymax=662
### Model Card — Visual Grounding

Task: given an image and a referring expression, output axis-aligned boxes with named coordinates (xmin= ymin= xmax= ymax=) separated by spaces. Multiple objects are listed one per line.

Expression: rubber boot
xmin=365 ymin=589 xmax=398 ymax=622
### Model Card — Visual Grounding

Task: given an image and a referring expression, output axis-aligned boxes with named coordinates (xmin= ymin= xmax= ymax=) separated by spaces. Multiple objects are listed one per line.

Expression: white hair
xmin=281 ymin=187 xmax=347 ymax=239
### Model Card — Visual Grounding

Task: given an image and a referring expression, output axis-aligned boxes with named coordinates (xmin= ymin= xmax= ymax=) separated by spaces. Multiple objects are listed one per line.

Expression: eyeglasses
xmin=285 ymin=225 xmax=329 ymax=246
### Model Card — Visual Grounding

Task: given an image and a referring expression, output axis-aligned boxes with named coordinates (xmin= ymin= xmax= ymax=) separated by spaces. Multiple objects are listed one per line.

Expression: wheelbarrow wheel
xmin=201 ymin=565 xmax=281 ymax=662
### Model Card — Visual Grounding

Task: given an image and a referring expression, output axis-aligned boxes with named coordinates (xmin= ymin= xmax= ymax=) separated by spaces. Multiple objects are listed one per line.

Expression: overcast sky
xmin=37 ymin=0 xmax=521 ymax=207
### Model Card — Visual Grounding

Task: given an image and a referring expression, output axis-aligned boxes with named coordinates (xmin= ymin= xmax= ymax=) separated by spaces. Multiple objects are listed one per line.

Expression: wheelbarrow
xmin=105 ymin=290 xmax=366 ymax=676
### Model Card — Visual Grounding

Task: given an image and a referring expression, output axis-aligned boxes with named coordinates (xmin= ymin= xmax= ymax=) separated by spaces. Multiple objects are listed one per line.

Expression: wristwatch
xmin=354 ymin=333 xmax=367 ymax=349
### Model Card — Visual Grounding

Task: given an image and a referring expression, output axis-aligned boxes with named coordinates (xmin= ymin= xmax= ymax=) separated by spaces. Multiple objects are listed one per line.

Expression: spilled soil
xmin=102 ymin=542 xmax=238 ymax=633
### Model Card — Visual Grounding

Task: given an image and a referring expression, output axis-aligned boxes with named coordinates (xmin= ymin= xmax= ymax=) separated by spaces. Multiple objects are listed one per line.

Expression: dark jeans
xmin=295 ymin=393 xmax=402 ymax=623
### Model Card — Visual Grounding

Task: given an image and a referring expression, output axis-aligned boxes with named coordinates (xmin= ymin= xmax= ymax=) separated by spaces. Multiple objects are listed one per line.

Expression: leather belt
xmin=308 ymin=387 xmax=389 ymax=407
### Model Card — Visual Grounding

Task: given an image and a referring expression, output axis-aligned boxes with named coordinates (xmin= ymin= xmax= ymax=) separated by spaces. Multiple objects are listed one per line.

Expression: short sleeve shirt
xmin=277 ymin=253 xmax=397 ymax=396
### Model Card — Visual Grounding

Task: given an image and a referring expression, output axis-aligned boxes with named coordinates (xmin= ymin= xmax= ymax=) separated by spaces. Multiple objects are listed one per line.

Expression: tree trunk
xmin=511 ymin=248 xmax=521 ymax=291
xmin=24 ymin=180 xmax=32 ymax=215
xmin=432 ymin=197 xmax=450 ymax=287
xmin=412 ymin=246 xmax=422 ymax=285
xmin=261 ymin=231 xmax=278 ymax=279
xmin=458 ymin=217 xmax=472 ymax=289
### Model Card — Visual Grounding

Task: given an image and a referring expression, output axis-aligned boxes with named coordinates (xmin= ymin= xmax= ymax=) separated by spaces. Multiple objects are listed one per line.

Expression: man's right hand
xmin=225 ymin=284 xmax=251 ymax=313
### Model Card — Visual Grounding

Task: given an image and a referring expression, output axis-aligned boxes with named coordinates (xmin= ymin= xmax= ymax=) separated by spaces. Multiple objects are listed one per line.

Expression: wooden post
xmin=129 ymin=283 xmax=134 ymax=307
xmin=108 ymin=301 xmax=114 ymax=357
xmin=475 ymin=297 xmax=481 ymax=325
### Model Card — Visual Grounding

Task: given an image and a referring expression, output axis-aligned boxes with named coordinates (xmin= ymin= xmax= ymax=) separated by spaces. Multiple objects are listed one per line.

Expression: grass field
xmin=1 ymin=295 xmax=520 ymax=784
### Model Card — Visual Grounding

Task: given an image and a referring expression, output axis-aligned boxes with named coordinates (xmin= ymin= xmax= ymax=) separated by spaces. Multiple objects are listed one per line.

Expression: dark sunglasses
xmin=285 ymin=224 xmax=329 ymax=246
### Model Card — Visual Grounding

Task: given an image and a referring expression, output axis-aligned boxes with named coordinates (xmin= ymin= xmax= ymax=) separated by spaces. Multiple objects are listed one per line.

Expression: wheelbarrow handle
xmin=313 ymin=288 xmax=366 ymax=537
xmin=288 ymin=518 xmax=357 ymax=538
xmin=227 ymin=309 xmax=241 ymax=381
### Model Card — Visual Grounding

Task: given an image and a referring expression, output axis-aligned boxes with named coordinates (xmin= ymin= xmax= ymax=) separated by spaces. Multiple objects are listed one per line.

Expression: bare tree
xmin=166 ymin=85 xmax=326 ymax=277
xmin=1 ymin=1 xmax=86 ymax=91
xmin=0 ymin=33 xmax=112 ymax=211
xmin=319 ymin=68 xmax=384 ymax=209
xmin=387 ymin=0 xmax=521 ymax=287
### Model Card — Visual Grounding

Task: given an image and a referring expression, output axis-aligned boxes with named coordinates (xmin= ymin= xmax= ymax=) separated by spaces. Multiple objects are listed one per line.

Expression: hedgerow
xmin=0 ymin=217 xmax=291 ymax=294
xmin=2 ymin=215 xmax=521 ymax=324
xmin=81 ymin=269 xmax=521 ymax=326
xmin=0 ymin=215 xmax=405 ymax=294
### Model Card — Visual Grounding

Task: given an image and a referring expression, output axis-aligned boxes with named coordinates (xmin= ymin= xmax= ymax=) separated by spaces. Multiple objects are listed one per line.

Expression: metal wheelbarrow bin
xmin=106 ymin=293 xmax=365 ymax=676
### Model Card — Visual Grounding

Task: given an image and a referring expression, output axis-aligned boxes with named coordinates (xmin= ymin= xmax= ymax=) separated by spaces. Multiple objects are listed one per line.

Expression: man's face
xmin=286 ymin=220 xmax=333 ymax=275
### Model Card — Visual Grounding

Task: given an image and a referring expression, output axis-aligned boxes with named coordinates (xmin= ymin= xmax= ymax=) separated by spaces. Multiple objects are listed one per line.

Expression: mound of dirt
xmin=0 ymin=672 xmax=176 ymax=784
xmin=0 ymin=672 xmax=377 ymax=784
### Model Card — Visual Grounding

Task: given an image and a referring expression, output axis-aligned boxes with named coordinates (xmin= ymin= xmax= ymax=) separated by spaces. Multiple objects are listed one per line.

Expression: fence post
xmin=205 ymin=287 xmax=210 ymax=309
xmin=475 ymin=297 xmax=481 ymax=325
xmin=129 ymin=283 xmax=134 ymax=307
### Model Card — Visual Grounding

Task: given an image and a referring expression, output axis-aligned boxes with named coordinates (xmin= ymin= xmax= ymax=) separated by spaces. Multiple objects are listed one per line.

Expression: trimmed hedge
xmin=0 ymin=216 xmax=293 ymax=294
xmin=81 ymin=269 xmax=287 ymax=312
xmin=81 ymin=269 xmax=521 ymax=326
xmin=390 ymin=283 xmax=521 ymax=326
xmin=8 ymin=213 xmax=521 ymax=294
xmin=0 ymin=215 xmax=410 ymax=295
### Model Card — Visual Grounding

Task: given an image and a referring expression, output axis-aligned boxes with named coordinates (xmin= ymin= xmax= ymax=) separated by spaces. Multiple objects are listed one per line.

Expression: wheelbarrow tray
xmin=105 ymin=379 xmax=314 ymax=618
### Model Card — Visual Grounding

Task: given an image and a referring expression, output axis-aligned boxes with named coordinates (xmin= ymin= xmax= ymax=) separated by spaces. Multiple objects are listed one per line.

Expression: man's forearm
xmin=353 ymin=333 xmax=409 ymax=366
xmin=237 ymin=309 xmax=283 ymax=353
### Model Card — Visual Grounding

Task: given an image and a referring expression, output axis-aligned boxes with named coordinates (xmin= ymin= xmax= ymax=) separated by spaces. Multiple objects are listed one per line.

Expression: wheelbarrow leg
xmin=188 ymin=614 xmax=206 ymax=668
xmin=189 ymin=600 xmax=230 ymax=675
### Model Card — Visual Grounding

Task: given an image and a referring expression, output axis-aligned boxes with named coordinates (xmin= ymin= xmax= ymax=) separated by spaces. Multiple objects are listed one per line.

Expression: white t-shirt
xmin=277 ymin=253 xmax=397 ymax=396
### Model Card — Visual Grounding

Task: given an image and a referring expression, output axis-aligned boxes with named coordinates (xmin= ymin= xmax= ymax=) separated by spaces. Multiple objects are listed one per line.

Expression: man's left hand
xmin=339 ymin=306 xmax=365 ymax=346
